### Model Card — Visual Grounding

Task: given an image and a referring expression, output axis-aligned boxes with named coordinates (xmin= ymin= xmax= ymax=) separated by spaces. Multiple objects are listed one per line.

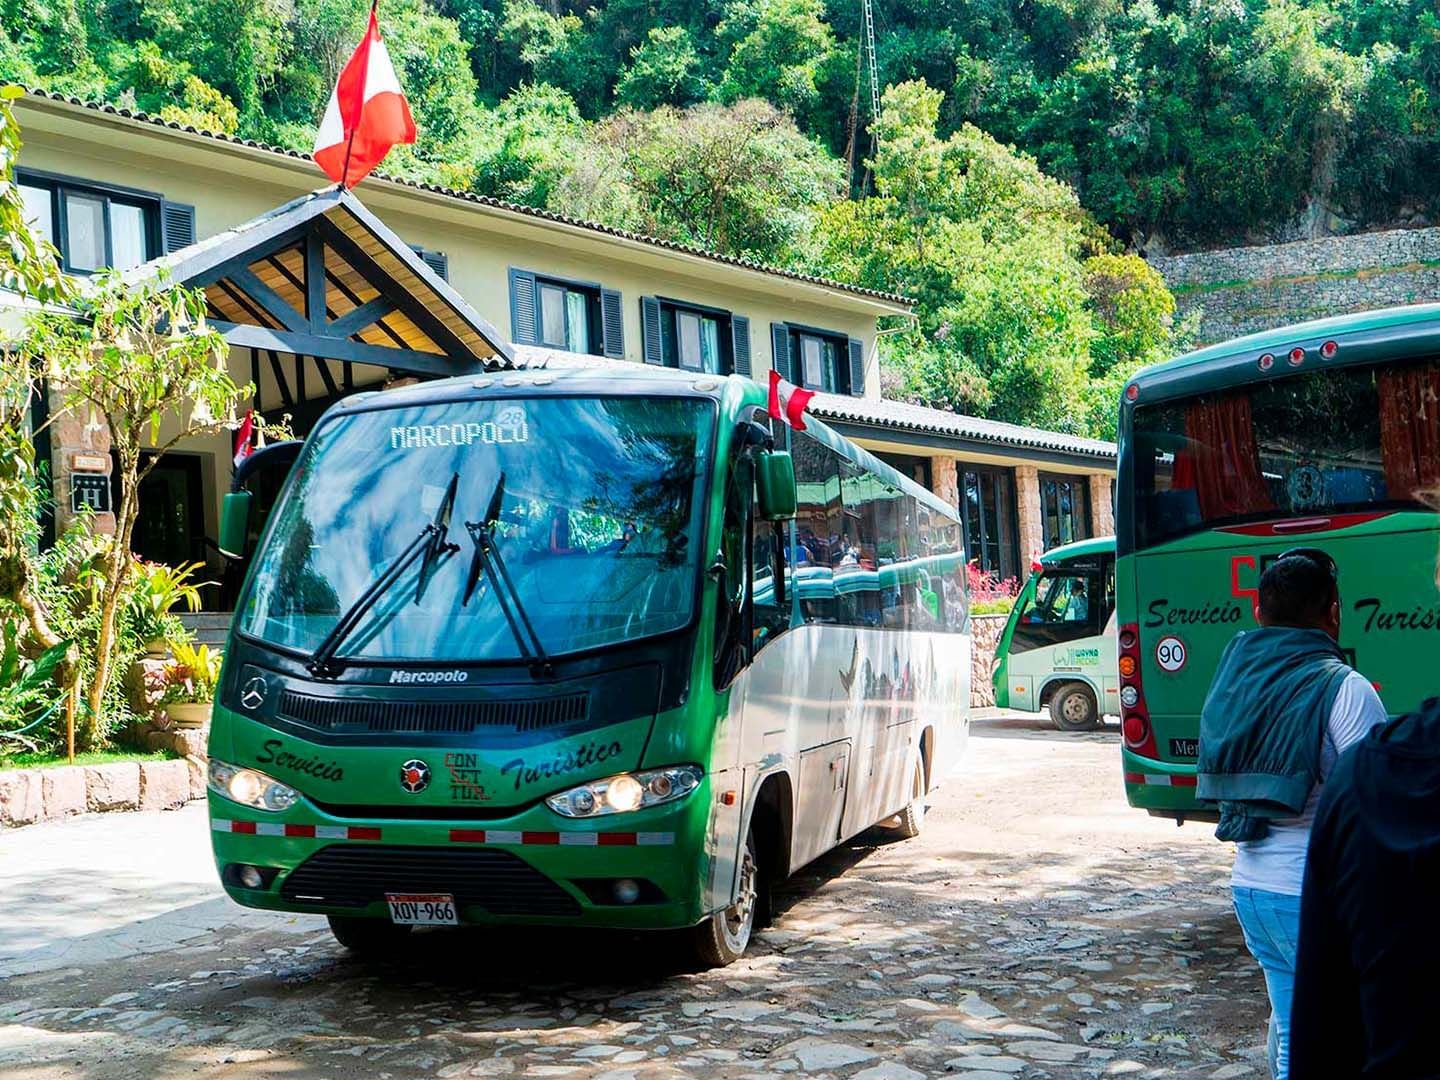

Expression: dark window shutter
xmin=731 ymin=315 xmax=751 ymax=377
xmin=641 ymin=296 xmax=663 ymax=365
xmin=848 ymin=337 xmax=866 ymax=397
xmin=508 ymin=268 xmax=538 ymax=345
xmin=770 ymin=323 xmax=791 ymax=382
xmin=413 ymin=247 xmax=448 ymax=281
xmin=601 ymin=287 xmax=624 ymax=358
xmin=160 ymin=200 xmax=195 ymax=254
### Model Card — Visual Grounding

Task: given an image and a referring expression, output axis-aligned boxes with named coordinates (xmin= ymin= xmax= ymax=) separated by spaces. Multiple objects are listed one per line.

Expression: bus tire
xmin=690 ymin=829 xmax=759 ymax=968
xmin=892 ymin=755 xmax=928 ymax=839
xmin=327 ymin=915 xmax=413 ymax=956
xmin=1049 ymin=682 xmax=1099 ymax=732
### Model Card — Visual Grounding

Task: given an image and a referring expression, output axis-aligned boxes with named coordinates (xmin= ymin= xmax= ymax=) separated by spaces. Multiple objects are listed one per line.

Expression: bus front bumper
xmin=1121 ymin=748 xmax=1202 ymax=813
xmin=209 ymin=792 xmax=712 ymax=930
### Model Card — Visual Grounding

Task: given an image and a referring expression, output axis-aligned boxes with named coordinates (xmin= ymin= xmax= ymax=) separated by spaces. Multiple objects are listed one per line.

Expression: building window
xmin=510 ymin=268 xmax=621 ymax=357
xmin=961 ymin=466 xmax=1018 ymax=584
xmin=537 ymin=278 xmax=599 ymax=353
xmin=660 ymin=302 xmax=728 ymax=373
xmin=18 ymin=171 xmax=160 ymax=273
xmin=793 ymin=329 xmax=844 ymax=392
xmin=876 ymin=452 xmax=932 ymax=491
xmin=1039 ymin=473 xmax=1091 ymax=550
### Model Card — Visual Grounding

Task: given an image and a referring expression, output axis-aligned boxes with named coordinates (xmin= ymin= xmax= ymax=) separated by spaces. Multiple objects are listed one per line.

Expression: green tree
xmin=596 ymin=99 xmax=844 ymax=260
xmin=717 ymin=0 xmax=835 ymax=119
xmin=24 ymin=274 xmax=249 ymax=742
xmin=615 ymin=26 xmax=706 ymax=109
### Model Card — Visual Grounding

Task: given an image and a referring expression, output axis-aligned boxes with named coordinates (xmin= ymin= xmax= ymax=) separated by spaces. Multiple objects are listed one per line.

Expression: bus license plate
xmin=385 ymin=893 xmax=458 ymax=926
xmin=1170 ymin=738 xmax=1199 ymax=758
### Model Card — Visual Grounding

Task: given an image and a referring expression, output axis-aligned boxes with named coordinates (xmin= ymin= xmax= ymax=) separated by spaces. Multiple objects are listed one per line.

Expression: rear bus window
xmin=1133 ymin=359 xmax=1440 ymax=548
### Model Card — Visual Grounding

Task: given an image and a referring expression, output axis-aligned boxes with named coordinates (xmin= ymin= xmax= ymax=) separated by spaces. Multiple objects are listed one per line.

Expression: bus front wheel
xmin=1049 ymin=682 xmax=1099 ymax=732
xmin=328 ymin=915 xmax=413 ymax=956
xmin=691 ymin=830 xmax=759 ymax=967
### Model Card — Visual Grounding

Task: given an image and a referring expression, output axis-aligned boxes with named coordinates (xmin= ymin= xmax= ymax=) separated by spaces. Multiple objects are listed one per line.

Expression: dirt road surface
xmin=0 ymin=712 xmax=1266 ymax=1079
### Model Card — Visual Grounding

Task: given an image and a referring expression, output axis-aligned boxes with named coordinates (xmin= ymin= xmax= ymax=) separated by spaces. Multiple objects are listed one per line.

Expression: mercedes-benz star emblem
xmin=400 ymin=759 xmax=431 ymax=794
xmin=239 ymin=675 xmax=268 ymax=711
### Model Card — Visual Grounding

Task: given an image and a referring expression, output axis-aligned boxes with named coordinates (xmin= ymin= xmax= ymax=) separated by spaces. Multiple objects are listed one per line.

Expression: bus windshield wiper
xmin=462 ymin=472 xmax=552 ymax=676
xmin=306 ymin=472 xmax=460 ymax=678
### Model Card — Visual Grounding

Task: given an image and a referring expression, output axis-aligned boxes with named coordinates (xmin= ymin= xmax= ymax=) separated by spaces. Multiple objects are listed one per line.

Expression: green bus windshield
xmin=237 ymin=395 xmax=714 ymax=663
xmin=1132 ymin=357 xmax=1440 ymax=549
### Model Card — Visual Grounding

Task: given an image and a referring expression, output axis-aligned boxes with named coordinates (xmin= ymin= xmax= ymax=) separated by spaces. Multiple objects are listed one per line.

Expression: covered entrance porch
xmin=47 ymin=187 xmax=514 ymax=616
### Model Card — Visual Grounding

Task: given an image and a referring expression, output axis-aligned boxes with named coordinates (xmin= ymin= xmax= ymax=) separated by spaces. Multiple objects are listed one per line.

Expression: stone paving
xmin=0 ymin=713 xmax=1268 ymax=1079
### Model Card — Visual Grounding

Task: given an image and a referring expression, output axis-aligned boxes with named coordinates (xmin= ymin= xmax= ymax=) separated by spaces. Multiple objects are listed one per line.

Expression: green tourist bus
xmin=991 ymin=536 xmax=1117 ymax=731
xmin=1116 ymin=305 xmax=1440 ymax=822
xmin=207 ymin=366 xmax=971 ymax=965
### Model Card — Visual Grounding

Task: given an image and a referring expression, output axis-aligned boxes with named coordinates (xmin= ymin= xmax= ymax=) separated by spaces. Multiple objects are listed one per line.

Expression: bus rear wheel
xmin=327 ymin=915 xmax=413 ymax=956
xmin=691 ymin=830 xmax=759 ymax=967
xmin=1049 ymin=682 xmax=1099 ymax=732
xmin=891 ymin=756 xmax=927 ymax=839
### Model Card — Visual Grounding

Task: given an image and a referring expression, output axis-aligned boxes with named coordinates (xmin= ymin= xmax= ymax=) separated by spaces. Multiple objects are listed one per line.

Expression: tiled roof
xmin=18 ymin=87 xmax=913 ymax=309
xmin=807 ymin=392 xmax=1117 ymax=460
xmin=510 ymin=345 xmax=1117 ymax=460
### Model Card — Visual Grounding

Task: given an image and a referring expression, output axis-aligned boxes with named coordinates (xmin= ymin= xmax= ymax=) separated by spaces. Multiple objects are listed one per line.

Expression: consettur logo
xmin=388 ymin=670 xmax=469 ymax=684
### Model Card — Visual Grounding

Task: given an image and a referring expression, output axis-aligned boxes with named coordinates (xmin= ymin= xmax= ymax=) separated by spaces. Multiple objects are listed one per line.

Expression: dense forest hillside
xmin=4 ymin=0 xmax=1430 ymax=435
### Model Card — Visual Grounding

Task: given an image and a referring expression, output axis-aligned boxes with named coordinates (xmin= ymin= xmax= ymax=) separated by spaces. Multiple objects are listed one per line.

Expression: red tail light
xmin=1119 ymin=622 xmax=1159 ymax=758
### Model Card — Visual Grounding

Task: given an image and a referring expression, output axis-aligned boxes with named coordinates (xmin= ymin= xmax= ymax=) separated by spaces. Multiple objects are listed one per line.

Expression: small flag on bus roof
xmin=769 ymin=370 xmax=816 ymax=431
xmin=312 ymin=2 xmax=417 ymax=189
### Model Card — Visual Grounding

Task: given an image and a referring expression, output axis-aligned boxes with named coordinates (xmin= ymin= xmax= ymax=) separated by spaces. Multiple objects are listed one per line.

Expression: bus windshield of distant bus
xmin=237 ymin=395 xmax=713 ymax=663
xmin=1131 ymin=357 xmax=1440 ymax=550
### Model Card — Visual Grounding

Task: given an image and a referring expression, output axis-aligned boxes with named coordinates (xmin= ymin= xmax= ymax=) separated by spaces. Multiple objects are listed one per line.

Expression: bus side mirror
xmin=755 ymin=451 xmax=797 ymax=521
xmin=219 ymin=491 xmax=252 ymax=559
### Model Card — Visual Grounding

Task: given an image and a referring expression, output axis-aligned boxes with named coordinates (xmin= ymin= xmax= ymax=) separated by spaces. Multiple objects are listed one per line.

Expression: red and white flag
xmin=233 ymin=410 xmax=255 ymax=469
xmin=768 ymin=370 xmax=816 ymax=431
xmin=312 ymin=3 xmax=417 ymax=189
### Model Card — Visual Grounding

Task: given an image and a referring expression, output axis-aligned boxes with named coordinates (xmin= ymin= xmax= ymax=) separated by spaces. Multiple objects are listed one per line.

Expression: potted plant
xmin=157 ymin=641 xmax=222 ymax=728
xmin=128 ymin=560 xmax=212 ymax=657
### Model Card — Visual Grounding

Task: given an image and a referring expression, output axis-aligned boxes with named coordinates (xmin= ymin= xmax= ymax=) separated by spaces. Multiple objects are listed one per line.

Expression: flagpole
xmin=336 ymin=0 xmax=380 ymax=190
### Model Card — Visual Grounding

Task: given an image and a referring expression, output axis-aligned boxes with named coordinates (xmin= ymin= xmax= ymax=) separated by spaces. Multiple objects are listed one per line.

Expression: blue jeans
xmin=1233 ymin=887 xmax=1303 ymax=1080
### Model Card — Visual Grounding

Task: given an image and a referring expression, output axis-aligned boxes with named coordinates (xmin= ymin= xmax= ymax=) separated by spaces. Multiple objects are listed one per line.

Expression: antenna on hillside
xmin=845 ymin=0 xmax=882 ymax=196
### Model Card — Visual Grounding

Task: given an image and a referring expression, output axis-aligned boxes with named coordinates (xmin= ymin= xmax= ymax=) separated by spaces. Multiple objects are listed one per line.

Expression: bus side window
xmin=751 ymin=497 xmax=790 ymax=653
xmin=714 ymin=455 xmax=751 ymax=688
xmin=792 ymin=429 xmax=844 ymax=625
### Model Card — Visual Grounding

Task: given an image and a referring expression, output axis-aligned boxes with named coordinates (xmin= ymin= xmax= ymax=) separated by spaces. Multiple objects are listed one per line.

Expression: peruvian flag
xmin=312 ymin=3 xmax=417 ymax=189
xmin=768 ymin=370 xmax=816 ymax=431
xmin=233 ymin=410 xmax=255 ymax=469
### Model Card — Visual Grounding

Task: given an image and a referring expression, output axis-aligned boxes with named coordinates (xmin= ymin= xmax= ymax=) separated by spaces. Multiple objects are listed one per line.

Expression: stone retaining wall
xmin=1148 ymin=225 xmax=1440 ymax=345
xmin=0 ymin=756 xmax=202 ymax=828
xmin=970 ymin=613 xmax=1008 ymax=708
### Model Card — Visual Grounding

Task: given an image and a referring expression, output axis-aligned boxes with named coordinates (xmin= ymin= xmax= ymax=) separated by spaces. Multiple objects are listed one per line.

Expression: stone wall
xmin=1148 ymin=225 xmax=1440 ymax=345
xmin=0 ymin=758 xmax=198 ymax=828
xmin=1089 ymin=474 xmax=1114 ymax=537
xmin=969 ymin=613 xmax=1007 ymax=708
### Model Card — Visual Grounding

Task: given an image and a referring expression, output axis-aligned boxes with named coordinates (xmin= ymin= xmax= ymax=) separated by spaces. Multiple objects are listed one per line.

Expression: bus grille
xmin=279 ymin=844 xmax=581 ymax=916
xmin=277 ymin=691 xmax=589 ymax=735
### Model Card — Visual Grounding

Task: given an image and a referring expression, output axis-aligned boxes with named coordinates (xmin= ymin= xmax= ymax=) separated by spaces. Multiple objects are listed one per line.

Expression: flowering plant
xmin=157 ymin=642 xmax=222 ymax=705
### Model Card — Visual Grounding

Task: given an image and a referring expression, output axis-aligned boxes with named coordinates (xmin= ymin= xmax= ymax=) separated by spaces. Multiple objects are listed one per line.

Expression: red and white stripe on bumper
xmin=1124 ymin=772 xmax=1198 ymax=787
xmin=211 ymin=819 xmax=674 ymax=846
xmin=448 ymin=829 xmax=674 ymax=846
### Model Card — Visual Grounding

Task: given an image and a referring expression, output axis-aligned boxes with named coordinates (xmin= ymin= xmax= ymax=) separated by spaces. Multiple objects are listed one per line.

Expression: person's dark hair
xmin=1258 ymin=554 xmax=1338 ymax=626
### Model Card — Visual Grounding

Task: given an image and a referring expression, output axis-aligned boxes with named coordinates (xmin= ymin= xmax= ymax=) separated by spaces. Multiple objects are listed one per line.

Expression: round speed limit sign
xmin=1155 ymin=635 xmax=1188 ymax=673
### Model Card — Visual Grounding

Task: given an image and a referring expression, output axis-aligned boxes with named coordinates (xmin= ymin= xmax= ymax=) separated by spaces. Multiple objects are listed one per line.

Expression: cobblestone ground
xmin=0 ymin=714 xmax=1268 ymax=1080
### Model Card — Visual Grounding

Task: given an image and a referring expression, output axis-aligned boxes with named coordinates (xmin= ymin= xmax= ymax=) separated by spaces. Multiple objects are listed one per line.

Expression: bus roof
xmin=1127 ymin=303 xmax=1440 ymax=403
xmin=321 ymin=364 xmax=962 ymax=525
xmin=1040 ymin=535 xmax=1114 ymax=564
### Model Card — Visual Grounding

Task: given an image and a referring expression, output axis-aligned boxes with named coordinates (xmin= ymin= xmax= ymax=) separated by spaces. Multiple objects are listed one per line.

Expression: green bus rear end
xmin=1116 ymin=306 xmax=1440 ymax=821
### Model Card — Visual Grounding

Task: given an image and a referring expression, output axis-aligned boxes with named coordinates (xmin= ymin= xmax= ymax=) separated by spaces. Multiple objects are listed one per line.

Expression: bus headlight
xmin=208 ymin=759 xmax=299 ymax=812
xmin=547 ymin=766 xmax=702 ymax=818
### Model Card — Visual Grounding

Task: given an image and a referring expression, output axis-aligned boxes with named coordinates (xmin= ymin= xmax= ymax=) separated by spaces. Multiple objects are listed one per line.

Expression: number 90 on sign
xmin=1155 ymin=635 xmax=1187 ymax=673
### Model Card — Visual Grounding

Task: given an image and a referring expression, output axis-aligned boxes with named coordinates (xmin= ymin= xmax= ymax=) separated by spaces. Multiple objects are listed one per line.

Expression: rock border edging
xmin=0 ymin=755 xmax=203 ymax=828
